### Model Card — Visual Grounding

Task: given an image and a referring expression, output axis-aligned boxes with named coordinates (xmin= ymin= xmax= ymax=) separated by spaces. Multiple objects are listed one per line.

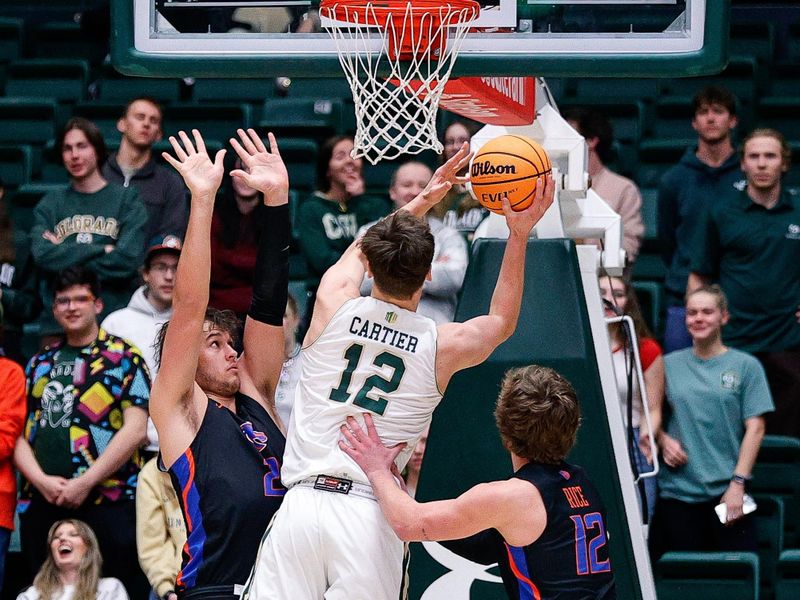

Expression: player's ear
xmin=425 ymin=268 xmax=432 ymax=282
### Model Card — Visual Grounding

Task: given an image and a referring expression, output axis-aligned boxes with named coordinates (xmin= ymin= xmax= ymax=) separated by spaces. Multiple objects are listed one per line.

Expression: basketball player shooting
xmin=242 ymin=143 xmax=555 ymax=600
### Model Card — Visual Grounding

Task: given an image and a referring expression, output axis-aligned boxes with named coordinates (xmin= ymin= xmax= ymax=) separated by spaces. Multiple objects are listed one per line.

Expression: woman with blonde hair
xmin=17 ymin=520 xmax=127 ymax=600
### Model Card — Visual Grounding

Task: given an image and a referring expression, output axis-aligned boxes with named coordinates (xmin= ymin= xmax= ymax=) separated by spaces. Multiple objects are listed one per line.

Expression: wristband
xmin=731 ymin=474 xmax=749 ymax=486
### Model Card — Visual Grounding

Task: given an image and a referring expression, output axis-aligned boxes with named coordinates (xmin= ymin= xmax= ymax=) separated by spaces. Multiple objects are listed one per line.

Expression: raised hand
xmin=504 ymin=173 xmax=555 ymax=238
xmin=408 ymin=142 xmax=472 ymax=214
xmin=162 ymin=129 xmax=226 ymax=200
xmin=339 ymin=414 xmax=406 ymax=479
xmin=229 ymin=129 xmax=289 ymax=206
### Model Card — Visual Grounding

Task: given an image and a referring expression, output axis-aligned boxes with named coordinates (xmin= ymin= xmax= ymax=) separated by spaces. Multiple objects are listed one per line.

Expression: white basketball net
xmin=321 ymin=1 xmax=480 ymax=164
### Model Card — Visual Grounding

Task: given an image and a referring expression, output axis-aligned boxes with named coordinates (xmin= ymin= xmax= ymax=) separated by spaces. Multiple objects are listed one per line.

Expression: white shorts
xmin=242 ymin=483 xmax=405 ymax=600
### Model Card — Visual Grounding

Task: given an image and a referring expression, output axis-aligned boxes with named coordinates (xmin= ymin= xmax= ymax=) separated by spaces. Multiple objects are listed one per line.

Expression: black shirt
xmin=443 ymin=462 xmax=616 ymax=600
xmin=168 ymin=393 xmax=286 ymax=594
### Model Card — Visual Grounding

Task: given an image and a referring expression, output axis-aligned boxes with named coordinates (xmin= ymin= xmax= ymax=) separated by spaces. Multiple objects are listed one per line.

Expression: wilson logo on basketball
xmin=471 ymin=161 xmax=517 ymax=177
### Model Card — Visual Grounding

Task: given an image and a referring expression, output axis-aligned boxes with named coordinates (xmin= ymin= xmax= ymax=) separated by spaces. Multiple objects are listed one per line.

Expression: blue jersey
xmin=444 ymin=461 xmax=616 ymax=600
xmin=168 ymin=394 xmax=286 ymax=595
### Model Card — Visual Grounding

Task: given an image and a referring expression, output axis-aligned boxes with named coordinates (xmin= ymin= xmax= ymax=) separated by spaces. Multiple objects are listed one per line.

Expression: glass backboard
xmin=112 ymin=0 xmax=728 ymax=78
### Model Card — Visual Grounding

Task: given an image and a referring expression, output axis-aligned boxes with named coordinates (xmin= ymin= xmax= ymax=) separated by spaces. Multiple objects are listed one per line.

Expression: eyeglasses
xmin=54 ymin=294 xmax=95 ymax=308
xmin=149 ymin=263 xmax=178 ymax=274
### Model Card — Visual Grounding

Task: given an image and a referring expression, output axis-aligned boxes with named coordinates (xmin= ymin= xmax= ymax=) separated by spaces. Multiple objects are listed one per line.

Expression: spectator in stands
xmin=598 ymin=275 xmax=663 ymax=518
xmin=209 ymin=160 xmax=264 ymax=319
xmin=16 ymin=519 xmax=128 ymax=600
xmin=688 ymin=128 xmax=800 ymax=438
xmin=0 ymin=321 xmax=26 ymax=595
xmin=297 ymin=135 xmax=390 ymax=324
xmin=430 ymin=120 xmax=487 ymax=239
xmin=103 ymin=98 xmax=189 ymax=241
xmin=135 ymin=456 xmax=186 ymax=600
xmin=102 ymin=234 xmax=182 ymax=454
xmin=564 ymin=107 xmax=644 ymax=263
xmin=275 ymin=294 xmax=302 ymax=427
xmin=360 ymin=161 xmax=468 ymax=324
xmin=30 ymin=118 xmax=148 ymax=337
xmin=658 ymin=87 xmax=745 ymax=353
xmin=0 ymin=178 xmax=41 ymax=364
xmin=649 ymin=285 xmax=772 ymax=560
xmin=14 ymin=266 xmax=150 ymax=598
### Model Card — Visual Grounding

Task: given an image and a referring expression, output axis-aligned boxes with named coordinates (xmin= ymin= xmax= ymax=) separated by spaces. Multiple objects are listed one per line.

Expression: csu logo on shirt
xmin=385 ymin=311 xmax=398 ymax=324
xmin=721 ymin=370 xmax=740 ymax=392
xmin=786 ymin=223 xmax=800 ymax=240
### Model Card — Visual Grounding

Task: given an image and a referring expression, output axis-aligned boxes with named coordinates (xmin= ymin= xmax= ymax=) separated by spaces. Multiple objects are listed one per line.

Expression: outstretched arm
xmin=339 ymin=415 xmax=545 ymax=546
xmin=435 ymin=175 xmax=556 ymax=389
xmin=228 ymin=130 xmax=291 ymax=415
xmin=152 ymin=130 xmax=226 ymax=466
xmin=305 ymin=144 xmax=472 ymax=343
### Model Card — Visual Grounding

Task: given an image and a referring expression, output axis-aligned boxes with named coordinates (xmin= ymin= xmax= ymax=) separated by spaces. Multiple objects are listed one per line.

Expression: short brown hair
xmin=692 ymin=86 xmax=737 ymax=116
xmin=155 ymin=307 xmax=241 ymax=369
xmin=495 ymin=365 xmax=581 ymax=464
xmin=741 ymin=128 xmax=792 ymax=170
xmin=360 ymin=211 xmax=434 ymax=299
xmin=122 ymin=96 xmax=163 ymax=120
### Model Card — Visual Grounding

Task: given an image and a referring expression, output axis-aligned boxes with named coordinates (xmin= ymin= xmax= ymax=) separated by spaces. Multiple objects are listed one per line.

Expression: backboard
xmin=112 ymin=0 xmax=728 ymax=78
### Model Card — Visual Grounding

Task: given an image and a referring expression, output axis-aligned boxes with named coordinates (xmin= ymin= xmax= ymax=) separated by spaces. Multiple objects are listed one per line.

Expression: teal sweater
xmin=30 ymin=183 xmax=147 ymax=332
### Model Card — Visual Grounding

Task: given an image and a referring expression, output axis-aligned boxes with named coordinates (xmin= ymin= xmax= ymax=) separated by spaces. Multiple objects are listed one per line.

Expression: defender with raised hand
xmin=244 ymin=144 xmax=555 ymax=600
xmin=154 ymin=128 xmax=290 ymax=600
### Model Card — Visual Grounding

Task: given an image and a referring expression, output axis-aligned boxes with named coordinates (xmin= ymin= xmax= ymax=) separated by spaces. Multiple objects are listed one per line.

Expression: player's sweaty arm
xmin=436 ymin=175 xmax=555 ymax=388
xmin=340 ymin=415 xmax=545 ymax=546
xmin=154 ymin=130 xmax=226 ymax=464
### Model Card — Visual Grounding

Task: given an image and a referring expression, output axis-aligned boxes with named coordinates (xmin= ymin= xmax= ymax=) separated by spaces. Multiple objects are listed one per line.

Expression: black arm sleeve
xmin=248 ymin=204 xmax=290 ymax=326
xmin=439 ymin=529 xmax=504 ymax=565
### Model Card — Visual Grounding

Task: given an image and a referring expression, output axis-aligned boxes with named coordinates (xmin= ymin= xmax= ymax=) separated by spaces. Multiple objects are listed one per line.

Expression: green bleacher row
xmin=655 ymin=435 xmax=800 ymax=600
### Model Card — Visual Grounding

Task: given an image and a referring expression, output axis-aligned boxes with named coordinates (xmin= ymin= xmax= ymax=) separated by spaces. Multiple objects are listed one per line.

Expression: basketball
xmin=469 ymin=135 xmax=552 ymax=214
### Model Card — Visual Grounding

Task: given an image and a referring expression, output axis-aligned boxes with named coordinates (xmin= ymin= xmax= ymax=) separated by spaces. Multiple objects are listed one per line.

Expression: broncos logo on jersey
xmin=240 ymin=421 xmax=268 ymax=452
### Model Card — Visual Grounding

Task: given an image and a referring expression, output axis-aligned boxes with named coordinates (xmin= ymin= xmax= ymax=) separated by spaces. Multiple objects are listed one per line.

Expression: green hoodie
xmin=30 ymin=183 xmax=147 ymax=333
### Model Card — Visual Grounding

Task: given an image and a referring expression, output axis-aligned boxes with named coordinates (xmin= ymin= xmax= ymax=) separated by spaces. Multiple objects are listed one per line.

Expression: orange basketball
xmin=469 ymin=134 xmax=551 ymax=214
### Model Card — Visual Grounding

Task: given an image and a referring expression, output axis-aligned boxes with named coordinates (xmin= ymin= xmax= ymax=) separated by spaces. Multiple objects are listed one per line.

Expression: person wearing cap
xmin=102 ymin=234 xmax=181 ymax=453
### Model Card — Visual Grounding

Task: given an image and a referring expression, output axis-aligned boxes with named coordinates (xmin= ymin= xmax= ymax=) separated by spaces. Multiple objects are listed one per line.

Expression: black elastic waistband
xmin=180 ymin=585 xmax=239 ymax=600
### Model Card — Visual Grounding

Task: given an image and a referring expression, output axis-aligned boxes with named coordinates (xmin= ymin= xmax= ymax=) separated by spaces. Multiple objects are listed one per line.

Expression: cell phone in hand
xmin=715 ymin=494 xmax=757 ymax=523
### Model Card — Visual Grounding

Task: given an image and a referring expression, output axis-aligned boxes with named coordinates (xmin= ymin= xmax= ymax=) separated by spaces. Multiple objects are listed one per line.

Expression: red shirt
xmin=0 ymin=357 xmax=26 ymax=529
xmin=209 ymin=210 xmax=258 ymax=315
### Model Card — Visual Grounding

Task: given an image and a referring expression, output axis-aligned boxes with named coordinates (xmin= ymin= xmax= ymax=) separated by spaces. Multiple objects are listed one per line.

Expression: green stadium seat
xmin=752 ymin=495 xmax=785 ymax=597
xmin=163 ymin=104 xmax=252 ymax=146
xmin=767 ymin=63 xmax=800 ymax=97
xmin=10 ymin=182 xmax=65 ymax=233
xmin=635 ymin=140 xmax=687 ymax=189
xmin=643 ymin=97 xmax=697 ymax=141
xmin=569 ymin=78 xmax=660 ymax=103
xmin=751 ymin=435 xmax=800 ymax=548
xmin=5 ymin=59 xmax=89 ymax=103
xmin=0 ymin=98 xmax=60 ymax=145
xmin=776 ymin=549 xmax=800 ymax=600
xmin=0 ymin=144 xmax=33 ymax=188
xmin=785 ymin=23 xmax=800 ymax=64
xmin=31 ymin=21 xmax=107 ymax=64
xmin=363 ymin=157 xmax=403 ymax=197
xmin=72 ymin=102 xmax=125 ymax=140
xmin=755 ymin=97 xmax=800 ymax=140
xmin=0 ymin=17 xmax=23 ymax=64
xmin=729 ymin=22 xmax=775 ymax=66
xmin=631 ymin=252 xmax=667 ymax=281
xmin=288 ymin=279 xmax=308 ymax=319
xmin=274 ymin=137 xmax=318 ymax=193
xmin=279 ymin=77 xmax=353 ymax=99
xmin=639 ymin=187 xmax=658 ymax=242
xmin=259 ymin=98 xmax=344 ymax=142
xmin=658 ymin=56 xmax=764 ymax=103
xmin=631 ymin=280 xmax=663 ymax=336
xmin=39 ymin=140 xmax=70 ymax=184
xmin=191 ymin=78 xmax=276 ymax=106
xmin=608 ymin=140 xmax=639 ymax=180
xmin=96 ymin=75 xmax=183 ymax=105
xmin=560 ymin=100 xmax=645 ymax=145
xmin=655 ymin=551 xmax=759 ymax=600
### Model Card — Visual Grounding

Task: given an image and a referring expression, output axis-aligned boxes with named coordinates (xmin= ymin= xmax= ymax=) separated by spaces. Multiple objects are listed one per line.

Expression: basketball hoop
xmin=320 ymin=0 xmax=481 ymax=164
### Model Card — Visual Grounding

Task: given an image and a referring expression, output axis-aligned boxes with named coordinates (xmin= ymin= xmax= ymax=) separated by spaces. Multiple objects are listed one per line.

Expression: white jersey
xmin=281 ymin=296 xmax=441 ymax=486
